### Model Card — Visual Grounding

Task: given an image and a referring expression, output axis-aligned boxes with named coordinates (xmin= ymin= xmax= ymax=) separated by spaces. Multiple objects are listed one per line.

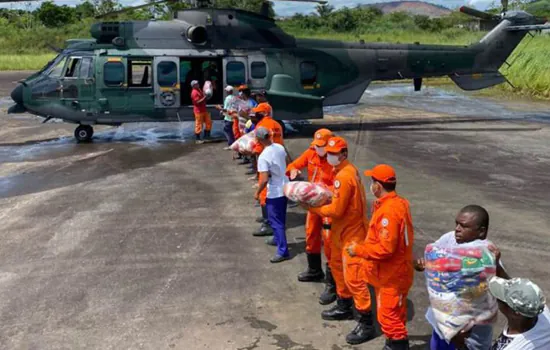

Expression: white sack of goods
xmin=230 ymin=131 xmax=257 ymax=154
xmin=203 ymin=81 xmax=213 ymax=99
xmin=283 ymin=181 xmax=333 ymax=207
xmin=424 ymin=240 xmax=499 ymax=342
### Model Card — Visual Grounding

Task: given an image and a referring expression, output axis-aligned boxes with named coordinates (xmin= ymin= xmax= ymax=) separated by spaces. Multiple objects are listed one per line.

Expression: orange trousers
xmin=194 ymin=112 xmax=212 ymax=135
xmin=330 ymin=240 xmax=372 ymax=312
xmin=305 ymin=212 xmax=332 ymax=260
xmin=374 ymin=287 xmax=409 ymax=340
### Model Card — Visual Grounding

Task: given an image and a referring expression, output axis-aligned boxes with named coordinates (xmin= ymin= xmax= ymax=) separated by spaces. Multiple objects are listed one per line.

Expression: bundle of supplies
xmin=424 ymin=240 xmax=498 ymax=342
xmin=230 ymin=131 xmax=257 ymax=154
xmin=283 ymin=181 xmax=332 ymax=207
xmin=203 ymin=81 xmax=213 ymax=99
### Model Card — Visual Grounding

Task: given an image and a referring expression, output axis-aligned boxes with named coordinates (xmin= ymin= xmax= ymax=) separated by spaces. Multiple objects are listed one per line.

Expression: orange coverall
xmin=254 ymin=116 xmax=284 ymax=206
xmin=309 ymin=159 xmax=372 ymax=312
xmin=286 ymin=148 xmax=334 ymax=259
xmin=354 ymin=192 xmax=414 ymax=340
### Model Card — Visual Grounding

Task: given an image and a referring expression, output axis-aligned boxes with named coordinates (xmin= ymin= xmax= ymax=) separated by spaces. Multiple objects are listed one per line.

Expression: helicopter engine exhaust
xmin=185 ymin=25 xmax=207 ymax=44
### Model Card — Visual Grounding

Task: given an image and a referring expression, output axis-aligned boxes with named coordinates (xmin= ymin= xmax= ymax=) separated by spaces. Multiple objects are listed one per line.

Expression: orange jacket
xmin=253 ymin=116 xmax=283 ymax=154
xmin=285 ymin=148 xmax=334 ymax=187
xmin=355 ymin=192 xmax=414 ymax=291
xmin=309 ymin=160 xmax=369 ymax=247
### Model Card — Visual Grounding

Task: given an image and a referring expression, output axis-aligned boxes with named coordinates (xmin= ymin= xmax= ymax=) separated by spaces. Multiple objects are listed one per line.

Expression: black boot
xmin=204 ymin=130 xmax=211 ymax=139
xmin=195 ymin=133 xmax=204 ymax=144
xmin=345 ymin=309 xmax=376 ymax=345
xmin=383 ymin=338 xmax=410 ymax=350
xmin=321 ymin=297 xmax=354 ymax=321
xmin=256 ymin=205 xmax=268 ymax=224
xmin=297 ymin=253 xmax=324 ymax=282
xmin=319 ymin=263 xmax=337 ymax=305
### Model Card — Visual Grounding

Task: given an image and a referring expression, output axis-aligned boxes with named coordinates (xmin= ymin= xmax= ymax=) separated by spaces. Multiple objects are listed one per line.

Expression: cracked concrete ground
xmin=1 ymin=72 xmax=549 ymax=349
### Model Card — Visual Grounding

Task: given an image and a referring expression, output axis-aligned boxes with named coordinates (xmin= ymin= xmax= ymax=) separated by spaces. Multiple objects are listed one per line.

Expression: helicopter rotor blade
xmin=459 ymin=6 xmax=500 ymax=21
xmin=94 ymin=0 xmax=178 ymax=19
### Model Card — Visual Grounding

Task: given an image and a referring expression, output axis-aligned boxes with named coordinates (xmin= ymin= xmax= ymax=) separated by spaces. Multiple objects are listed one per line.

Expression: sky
xmin=0 ymin=0 xmax=497 ymax=17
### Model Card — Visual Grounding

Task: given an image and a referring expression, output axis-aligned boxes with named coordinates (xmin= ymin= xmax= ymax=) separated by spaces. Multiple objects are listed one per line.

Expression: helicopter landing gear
xmin=75 ymin=125 xmax=94 ymax=143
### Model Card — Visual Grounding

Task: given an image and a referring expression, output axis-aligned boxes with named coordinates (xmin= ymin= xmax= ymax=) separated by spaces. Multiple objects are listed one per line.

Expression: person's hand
xmin=254 ymin=192 xmax=260 ymax=201
xmin=215 ymin=104 xmax=222 ymax=110
xmin=346 ymin=242 xmax=357 ymax=257
xmin=488 ymin=244 xmax=501 ymax=266
xmin=413 ymin=257 xmax=426 ymax=272
xmin=451 ymin=328 xmax=472 ymax=349
xmin=298 ymin=202 xmax=309 ymax=211
xmin=290 ymin=169 xmax=301 ymax=180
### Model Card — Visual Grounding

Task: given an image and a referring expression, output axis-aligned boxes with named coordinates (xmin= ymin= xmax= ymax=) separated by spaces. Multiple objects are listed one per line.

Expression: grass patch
xmin=0 ymin=54 xmax=56 ymax=71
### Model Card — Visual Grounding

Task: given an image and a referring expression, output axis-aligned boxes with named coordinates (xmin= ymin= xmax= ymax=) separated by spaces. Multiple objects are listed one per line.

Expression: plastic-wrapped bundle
xmin=283 ymin=181 xmax=333 ymax=207
xmin=425 ymin=240 xmax=498 ymax=342
xmin=203 ymin=81 xmax=213 ymax=99
xmin=230 ymin=131 xmax=257 ymax=154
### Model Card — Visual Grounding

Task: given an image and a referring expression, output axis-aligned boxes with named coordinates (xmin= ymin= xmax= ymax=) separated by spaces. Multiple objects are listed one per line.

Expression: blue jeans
xmin=223 ymin=120 xmax=235 ymax=146
xmin=266 ymin=196 xmax=288 ymax=257
xmin=431 ymin=330 xmax=455 ymax=350
xmin=430 ymin=325 xmax=493 ymax=350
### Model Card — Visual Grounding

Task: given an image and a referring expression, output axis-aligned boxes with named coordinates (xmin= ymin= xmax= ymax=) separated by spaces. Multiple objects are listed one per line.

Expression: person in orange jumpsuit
xmin=285 ymin=128 xmax=337 ymax=304
xmin=347 ymin=164 xmax=414 ymax=349
xmin=249 ymin=106 xmax=285 ymax=238
xmin=304 ymin=136 xmax=373 ymax=345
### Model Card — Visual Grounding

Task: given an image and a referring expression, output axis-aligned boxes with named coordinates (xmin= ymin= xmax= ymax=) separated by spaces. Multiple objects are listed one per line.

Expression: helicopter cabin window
xmin=64 ymin=57 xmax=81 ymax=78
xmin=300 ymin=61 xmax=318 ymax=86
xmin=251 ymin=62 xmax=267 ymax=79
xmin=48 ymin=56 xmax=67 ymax=78
xmin=78 ymin=58 xmax=94 ymax=79
xmin=157 ymin=61 xmax=178 ymax=87
xmin=226 ymin=61 xmax=245 ymax=86
xmin=104 ymin=62 xmax=125 ymax=86
xmin=128 ymin=59 xmax=152 ymax=87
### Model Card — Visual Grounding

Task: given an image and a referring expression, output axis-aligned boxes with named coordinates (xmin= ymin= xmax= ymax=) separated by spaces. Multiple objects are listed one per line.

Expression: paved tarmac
xmin=1 ymin=72 xmax=550 ymax=349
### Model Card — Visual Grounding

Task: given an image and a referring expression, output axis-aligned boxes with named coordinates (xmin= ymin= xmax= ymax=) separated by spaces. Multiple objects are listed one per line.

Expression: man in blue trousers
xmin=254 ymin=127 xmax=290 ymax=263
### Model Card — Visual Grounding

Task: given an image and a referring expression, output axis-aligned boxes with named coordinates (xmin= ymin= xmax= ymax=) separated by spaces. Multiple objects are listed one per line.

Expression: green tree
xmin=316 ymin=3 xmax=334 ymax=18
xmin=36 ymin=1 xmax=75 ymax=28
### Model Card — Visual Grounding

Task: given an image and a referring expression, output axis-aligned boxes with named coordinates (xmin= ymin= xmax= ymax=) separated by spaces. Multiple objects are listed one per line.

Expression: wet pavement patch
xmin=244 ymin=316 xmax=278 ymax=332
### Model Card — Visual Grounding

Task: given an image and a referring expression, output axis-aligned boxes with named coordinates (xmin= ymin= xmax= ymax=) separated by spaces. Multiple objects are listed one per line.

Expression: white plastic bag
xmin=283 ymin=181 xmax=332 ymax=207
xmin=203 ymin=81 xmax=213 ymax=99
xmin=424 ymin=240 xmax=498 ymax=342
xmin=230 ymin=131 xmax=257 ymax=154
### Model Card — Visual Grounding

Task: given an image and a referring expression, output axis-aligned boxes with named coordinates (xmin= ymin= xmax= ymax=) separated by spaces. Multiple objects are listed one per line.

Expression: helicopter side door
xmin=247 ymin=54 xmax=268 ymax=91
xmin=153 ymin=57 xmax=180 ymax=109
xmin=59 ymin=55 xmax=95 ymax=111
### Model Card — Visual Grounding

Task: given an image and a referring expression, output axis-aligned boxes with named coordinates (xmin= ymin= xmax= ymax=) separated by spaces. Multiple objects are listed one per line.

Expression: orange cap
xmin=253 ymin=103 xmax=271 ymax=115
xmin=311 ymin=128 xmax=332 ymax=147
xmin=325 ymin=136 xmax=348 ymax=153
xmin=364 ymin=164 xmax=397 ymax=183
xmin=238 ymin=85 xmax=248 ymax=91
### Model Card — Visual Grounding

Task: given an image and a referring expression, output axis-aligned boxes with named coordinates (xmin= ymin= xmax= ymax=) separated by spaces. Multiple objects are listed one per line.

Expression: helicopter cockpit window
xmin=104 ymin=62 xmax=125 ymax=86
xmin=251 ymin=62 xmax=267 ymax=79
xmin=78 ymin=58 xmax=94 ymax=79
xmin=64 ymin=57 xmax=81 ymax=78
xmin=48 ymin=56 xmax=67 ymax=78
xmin=226 ymin=61 xmax=245 ymax=86
xmin=157 ymin=61 xmax=178 ymax=87
xmin=300 ymin=61 xmax=317 ymax=86
xmin=129 ymin=59 xmax=152 ymax=87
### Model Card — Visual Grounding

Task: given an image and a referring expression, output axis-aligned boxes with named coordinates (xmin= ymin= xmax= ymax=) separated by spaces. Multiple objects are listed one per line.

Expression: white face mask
xmin=327 ymin=153 xmax=340 ymax=166
xmin=315 ymin=146 xmax=326 ymax=157
xmin=238 ymin=92 xmax=243 ymax=97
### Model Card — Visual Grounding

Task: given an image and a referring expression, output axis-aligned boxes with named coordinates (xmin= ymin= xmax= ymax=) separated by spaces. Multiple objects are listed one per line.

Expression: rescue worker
xmin=304 ymin=137 xmax=372 ymax=343
xmin=190 ymin=80 xmax=212 ymax=144
xmin=286 ymin=128 xmax=337 ymax=305
xmin=346 ymin=164 xmax=413 ymax=348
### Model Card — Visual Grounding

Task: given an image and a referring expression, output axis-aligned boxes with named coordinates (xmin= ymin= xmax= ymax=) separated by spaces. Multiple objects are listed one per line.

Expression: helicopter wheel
xmin=75 ymin=125 xmax=94 ymax=143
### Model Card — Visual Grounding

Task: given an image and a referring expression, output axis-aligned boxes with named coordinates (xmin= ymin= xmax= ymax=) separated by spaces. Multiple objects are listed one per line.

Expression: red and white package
xmin=230 ymin=131 xmax=257 ymax=154
xmin=283 ymin=181 xmax=333 ymax=207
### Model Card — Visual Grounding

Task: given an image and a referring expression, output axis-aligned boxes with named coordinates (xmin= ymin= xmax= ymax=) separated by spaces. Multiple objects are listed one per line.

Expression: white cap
xmin=225 ymin=85 xmax=234 ymax=92
xmin=191 ymin=80 xmax=199 ymax=87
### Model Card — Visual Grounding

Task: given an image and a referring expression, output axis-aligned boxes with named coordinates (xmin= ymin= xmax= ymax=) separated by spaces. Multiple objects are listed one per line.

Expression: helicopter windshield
xmin=46 ymin=55 xmax=68 ymax=78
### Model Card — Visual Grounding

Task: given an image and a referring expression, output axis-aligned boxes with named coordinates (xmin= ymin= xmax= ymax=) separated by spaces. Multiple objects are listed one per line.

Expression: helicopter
xmin=6 ymin=0 xmax=550 ymax=142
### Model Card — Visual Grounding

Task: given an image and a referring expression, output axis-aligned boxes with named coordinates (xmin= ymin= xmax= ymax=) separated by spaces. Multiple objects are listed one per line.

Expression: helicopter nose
xmin=11 ymin=84 xmax=23 ymax=105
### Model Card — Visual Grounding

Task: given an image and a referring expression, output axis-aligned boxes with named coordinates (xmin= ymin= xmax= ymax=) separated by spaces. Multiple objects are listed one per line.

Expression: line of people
xmin=215 ymin=83 xmax=550 ymax=350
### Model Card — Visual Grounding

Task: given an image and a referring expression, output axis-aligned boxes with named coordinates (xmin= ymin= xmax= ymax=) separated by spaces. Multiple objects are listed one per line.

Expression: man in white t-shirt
xmin=489 ymin=276 xmax=550 ymax=350
xmin=254 ymin=127 xmax=290 ymax=263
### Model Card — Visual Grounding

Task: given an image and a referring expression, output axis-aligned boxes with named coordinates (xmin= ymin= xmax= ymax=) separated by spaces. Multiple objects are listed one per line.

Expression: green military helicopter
xmin=6 ymin=0 xmax=550 ymax=142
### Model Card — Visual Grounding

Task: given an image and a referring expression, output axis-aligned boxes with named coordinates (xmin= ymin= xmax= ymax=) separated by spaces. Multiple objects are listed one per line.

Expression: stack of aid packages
xmin=424 ymin=240 xmax=498 ymax=342
xmin=283 ymin=181 xmax=332 ymax=207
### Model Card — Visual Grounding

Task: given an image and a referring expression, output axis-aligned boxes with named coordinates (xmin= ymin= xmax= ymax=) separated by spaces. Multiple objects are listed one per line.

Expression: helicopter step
xmin=75 ymin=125 xmax=94 ymax=143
